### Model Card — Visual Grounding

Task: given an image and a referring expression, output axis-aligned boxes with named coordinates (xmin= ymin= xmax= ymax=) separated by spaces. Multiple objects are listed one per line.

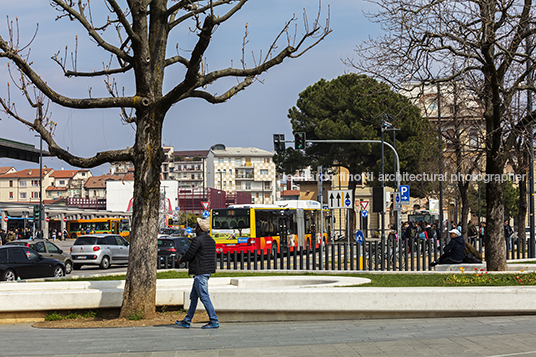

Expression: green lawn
xmin=58 ymin=270 xmax=536 ymax=287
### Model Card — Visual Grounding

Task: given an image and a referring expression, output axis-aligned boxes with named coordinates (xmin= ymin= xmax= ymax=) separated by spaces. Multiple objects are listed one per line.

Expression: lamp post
xmin=219 ymin=170 xmax=223 ymax=208
xmin=437 ymin=82 xmax=445 ymax=252
xmin=526 ymin=19 xmax=535 ymax=258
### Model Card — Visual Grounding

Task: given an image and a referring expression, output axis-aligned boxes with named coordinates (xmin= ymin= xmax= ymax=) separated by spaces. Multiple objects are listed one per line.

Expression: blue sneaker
xmin=201 ymin=322 xmax=219 ymax=329
xmin=175 ymin=320 xmax=190 ymax=328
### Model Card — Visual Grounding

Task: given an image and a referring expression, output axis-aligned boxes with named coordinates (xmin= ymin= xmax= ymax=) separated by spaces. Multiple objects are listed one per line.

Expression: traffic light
xmin=273 ymin=134 xmax=285 ymax=152
xmin=33 ymin=204 xmax=40 ymax=220
xmin=168 ymin=218 xmax=174 ymax=226
xmin=33 ymin=204 xmax=41 ymax=230
xmin=294 ymin=132 xmax=306 ymax=150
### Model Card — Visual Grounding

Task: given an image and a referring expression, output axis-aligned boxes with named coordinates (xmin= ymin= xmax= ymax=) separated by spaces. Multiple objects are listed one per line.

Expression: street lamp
xmin=34 ymin=134 xmax=43 ymax=237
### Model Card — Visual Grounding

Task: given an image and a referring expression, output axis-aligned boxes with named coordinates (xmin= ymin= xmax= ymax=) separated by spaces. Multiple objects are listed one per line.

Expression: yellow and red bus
xmin=66 ymin=218 xmax=130 ymax=240
xmin=210 ymin=200 xmax=329 ymax=255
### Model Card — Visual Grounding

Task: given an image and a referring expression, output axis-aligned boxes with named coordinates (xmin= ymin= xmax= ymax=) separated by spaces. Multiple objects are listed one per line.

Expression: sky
xmin=0 ymin=0 xmax=382 ymax=176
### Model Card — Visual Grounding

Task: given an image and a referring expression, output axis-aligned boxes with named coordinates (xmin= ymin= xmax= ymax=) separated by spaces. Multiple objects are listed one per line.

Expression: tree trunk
xmin=485 ymin=177 xmax=507 ymax=271
xmin=120 ymin=109 xmax=164 ymax=318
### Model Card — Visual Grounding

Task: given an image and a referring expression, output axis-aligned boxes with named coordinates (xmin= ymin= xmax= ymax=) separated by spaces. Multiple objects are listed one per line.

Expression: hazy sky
xmin=0 ymin=1 xmax=382 ymax=175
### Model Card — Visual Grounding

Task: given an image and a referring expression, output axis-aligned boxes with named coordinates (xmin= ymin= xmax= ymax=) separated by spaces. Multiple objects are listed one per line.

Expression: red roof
xmin=281 ymin=190 xmax=300 ymax=196
xmin=46 ymin=186 xmax=67 ymax=191
xmin=85 ymin=175 xmax=122 ymax=189
xmin=0 ymin=167 xmax=15 ymax=175
xmin=51 ymin=170 xmax=89 ymax=178
xmin=2 ymin=168 xmax=53 ymax=179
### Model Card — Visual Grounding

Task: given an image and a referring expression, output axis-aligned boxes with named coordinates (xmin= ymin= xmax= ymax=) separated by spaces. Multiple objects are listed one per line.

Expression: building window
xmin=81 ymin=172 xmax=86 ymax=176
xmin=235 ymin=158 xmax=241 ymax=165
xmin=218 ymin=158 xmax=223 ymax=163
xmin=59 ymin=180 xmax=65 ymax=185
xmin=9 ymin=180 xmax=13 ymax=187
xmin=31 ymin=180 xmax=39 ymax=187
xmin=264 ymin=158 xmax=271 ymax=163
xmin=20 ymin=192 xmax=27 ymax=199
xmin=19 ymin=181 xmax=27 ymax=187
xmin=9 ymin=192 xmax=13 ymax=199
xmin=260 ymin=169 xmax=268 ymax=175
xmin=245 ymin=158 xmax=251 ymax=163
xmin=191 ymin=174 xmax=195 ymax=179
xmin=245 ymin=182 xmax=251 ymax=190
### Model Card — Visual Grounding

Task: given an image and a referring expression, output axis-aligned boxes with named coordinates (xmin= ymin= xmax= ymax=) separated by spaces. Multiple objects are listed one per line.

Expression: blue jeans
xmin=184 ymin=274 xmax=218 ymax=324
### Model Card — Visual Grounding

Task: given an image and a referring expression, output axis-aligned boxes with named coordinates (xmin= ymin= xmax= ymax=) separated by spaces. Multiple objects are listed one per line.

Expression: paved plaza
xmin=2 ymin=315 xmax=536 ymax=356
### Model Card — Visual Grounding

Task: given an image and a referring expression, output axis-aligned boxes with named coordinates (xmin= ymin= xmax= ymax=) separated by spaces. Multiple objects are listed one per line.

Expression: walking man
xmin=175 ymin=217 xmax=219 ymax=329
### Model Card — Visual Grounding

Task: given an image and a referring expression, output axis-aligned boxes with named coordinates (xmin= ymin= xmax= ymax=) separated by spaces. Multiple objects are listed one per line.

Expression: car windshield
xmin=74 ymin=237 xmax=98 ymax=245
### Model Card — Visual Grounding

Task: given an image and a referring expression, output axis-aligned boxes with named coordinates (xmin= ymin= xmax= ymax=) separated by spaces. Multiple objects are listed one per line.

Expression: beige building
xmin=0 ymin=167 xmax=54 ymax=203
xmin=207 ymin=144 xmax=277 ymax=204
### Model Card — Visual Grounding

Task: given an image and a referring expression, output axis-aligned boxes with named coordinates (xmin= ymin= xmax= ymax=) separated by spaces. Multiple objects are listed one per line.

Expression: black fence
xmin=156 ymin=235 xmax=533 ymax=271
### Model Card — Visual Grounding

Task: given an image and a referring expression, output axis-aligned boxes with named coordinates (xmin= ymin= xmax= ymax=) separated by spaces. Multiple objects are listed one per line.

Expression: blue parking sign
xmin=400 ymin=185 xmax=410 ymax=203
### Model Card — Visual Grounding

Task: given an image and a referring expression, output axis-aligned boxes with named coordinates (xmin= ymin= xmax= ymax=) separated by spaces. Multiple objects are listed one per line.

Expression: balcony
xmin=235 ymin=173 xmax=254 ymax=179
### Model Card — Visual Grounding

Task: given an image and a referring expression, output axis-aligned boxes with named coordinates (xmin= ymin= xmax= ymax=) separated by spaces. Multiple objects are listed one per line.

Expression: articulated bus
xmin=210 ymin=200 xmax=330 ymax=255
xmin=66 ymin=218 xmax=130 ymax=240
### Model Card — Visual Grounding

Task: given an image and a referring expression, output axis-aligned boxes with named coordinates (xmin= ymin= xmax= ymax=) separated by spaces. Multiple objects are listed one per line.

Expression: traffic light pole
xmin=307 ymin=139 xmax=402 ymax=243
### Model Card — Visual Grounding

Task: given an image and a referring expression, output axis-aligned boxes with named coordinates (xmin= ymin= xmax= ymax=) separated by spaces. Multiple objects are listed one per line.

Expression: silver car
xmin=70 ymin=234 xmax=129 ymax=270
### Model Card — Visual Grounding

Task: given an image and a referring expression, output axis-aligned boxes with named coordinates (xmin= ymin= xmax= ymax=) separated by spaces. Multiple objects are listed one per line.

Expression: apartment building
xmin=0 ymin=167 xmax=54 ymax=203
xmin=171 ymin=150 xmax=208 ymax=189
xmin=206 ymin=144 xmax=277 ymax=204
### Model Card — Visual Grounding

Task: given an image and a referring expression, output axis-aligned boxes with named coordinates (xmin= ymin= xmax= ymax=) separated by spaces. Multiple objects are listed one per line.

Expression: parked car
xmin=70 ymin=234 xmax=129 ymax=270
xmin=7 ymin=239 xmax=73 ymax=274
xmin=0 ymin=246 xmax=65 ymax=281
xmin=157 ymin=236 xmax=191 ymax=268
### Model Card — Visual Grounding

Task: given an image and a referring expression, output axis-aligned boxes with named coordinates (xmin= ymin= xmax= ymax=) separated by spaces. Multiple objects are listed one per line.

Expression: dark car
xmin=0 ymin=246 xmax=66 ymax=281
xmin=7 ymin=239 xmax=73 ymax=274
xmin=157 ymin=236 xmax=191 ymax=268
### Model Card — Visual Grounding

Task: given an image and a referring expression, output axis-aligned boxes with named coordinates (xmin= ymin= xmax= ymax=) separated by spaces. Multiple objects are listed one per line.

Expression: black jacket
xmin=443 ymin=235 xmax=465 ymax=263
xmin=180 ymin=231 xmax=216 ymax=276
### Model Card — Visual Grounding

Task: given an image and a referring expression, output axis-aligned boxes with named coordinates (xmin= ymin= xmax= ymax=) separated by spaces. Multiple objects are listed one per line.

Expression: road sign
xmin=360 ymin=200 xmax=369 ymax=211
xmin=186 ymin=227 xmax=192 ymax=234
xmin=202 ymin=210 xmax=210 ymax=219
xmin=400 ymin=185 xmax=410 ymax=204
xmin=63 ymin=217 xmax=67 ymax=222
xmin=355 ymin=230 xmax=364 ymax=245
xmin=394 ymin=192 xmax=401 ymax=211
xmin=201 ymin=201 xmax=210 ymax=211
xmin=3 ymin=216 xmax=7 ymax=222
xmin=361 ymin=210 xmax=368 ymax=218
xmin=45 ymin=217 xmax=49 ymax=222
xmin=327 ymin=190 xmax=353 ymax=209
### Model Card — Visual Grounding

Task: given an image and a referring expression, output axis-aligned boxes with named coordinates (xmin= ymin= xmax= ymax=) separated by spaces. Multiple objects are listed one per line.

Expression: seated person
xmin=430 ymin=229 xmax=465 ymax=267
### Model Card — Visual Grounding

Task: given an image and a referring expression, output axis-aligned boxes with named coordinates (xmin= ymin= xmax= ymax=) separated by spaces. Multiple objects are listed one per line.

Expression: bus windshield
xmin=211 ymin=209 xmax=250 ymax=241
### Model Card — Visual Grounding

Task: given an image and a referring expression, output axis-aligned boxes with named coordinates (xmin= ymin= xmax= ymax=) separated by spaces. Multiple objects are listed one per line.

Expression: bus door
xmin=111 ymin=220 xmax=118 ymax=234
xmin=278 ymin=213 xmax=289 ymax=250
xmin=296 ymin=208 xmax=305 ymax=248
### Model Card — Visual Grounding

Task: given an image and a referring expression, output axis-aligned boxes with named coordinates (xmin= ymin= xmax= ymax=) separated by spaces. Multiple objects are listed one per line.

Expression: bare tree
xmin=0 ymin=0 xmax=330 ymax=317
xmin=348 ymin=0 xmax=536 ymax=270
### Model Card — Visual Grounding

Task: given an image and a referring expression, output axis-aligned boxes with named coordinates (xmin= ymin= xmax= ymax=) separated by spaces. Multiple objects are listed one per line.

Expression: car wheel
xmin=73 ymin=264 xmax=82 ymax=270
xmin=64 ymin=260 xmax=73 ymax=274
xmin=2 ymin=269 xmax=16 ymax=281
xmin=100 ymin=256 xmax=110 ymax=269
xmin=53 ymin=265 xmax=65 ymax=278
xmin=71 ymin=233 xmax=77 ymax=239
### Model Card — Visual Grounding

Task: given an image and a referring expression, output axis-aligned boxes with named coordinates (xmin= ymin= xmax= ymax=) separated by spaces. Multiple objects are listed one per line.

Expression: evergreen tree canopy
xmin=277 ymin=74 xmax=437 ymax=197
